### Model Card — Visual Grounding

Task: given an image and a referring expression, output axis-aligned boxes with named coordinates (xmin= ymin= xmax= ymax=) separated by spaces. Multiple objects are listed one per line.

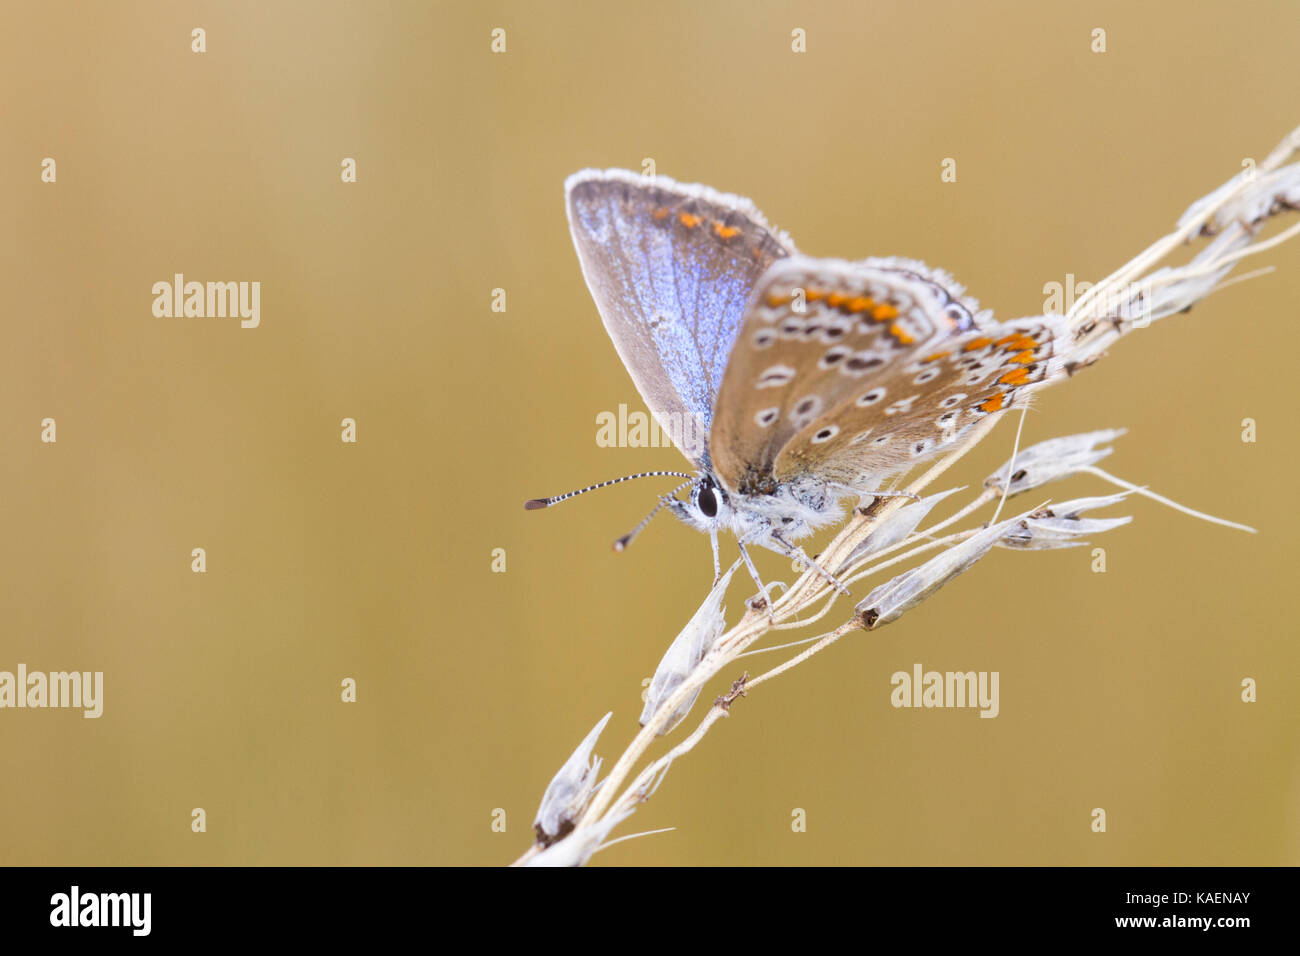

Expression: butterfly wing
xmin=852 ymin=255 xmax=996 ymax=335
xmin=772 ymin=315 xmax=1068 ymax=489
xmin=566 ymin=169 xmax=796 ymax=466
xmin=709 ymin=255 xmax=1067 ymax=495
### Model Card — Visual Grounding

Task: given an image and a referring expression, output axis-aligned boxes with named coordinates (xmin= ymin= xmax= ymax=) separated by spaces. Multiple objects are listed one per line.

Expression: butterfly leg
xmin=710 ymin=529 xmax=721 ymax=585
xmin=736 ymin=541 xmax=777 ymax=620
xmin=770 ymin=530 xmax=851 ymax=598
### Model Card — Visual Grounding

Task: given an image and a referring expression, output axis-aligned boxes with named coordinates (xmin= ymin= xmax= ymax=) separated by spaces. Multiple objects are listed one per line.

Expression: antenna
xmin=612 ymin=481 xmax=691 ymax=552
xmin=523 ymin=471 xmax=695 ymax=510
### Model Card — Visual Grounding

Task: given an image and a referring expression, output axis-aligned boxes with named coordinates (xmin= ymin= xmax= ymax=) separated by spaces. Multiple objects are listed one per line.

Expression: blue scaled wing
xmin=565 ymin=169 xmax=796 ymax=466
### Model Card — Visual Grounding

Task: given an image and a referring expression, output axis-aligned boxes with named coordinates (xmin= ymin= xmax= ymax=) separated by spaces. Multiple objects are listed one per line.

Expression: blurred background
xmin=1 ymin=0 xmax=1296 ymax=866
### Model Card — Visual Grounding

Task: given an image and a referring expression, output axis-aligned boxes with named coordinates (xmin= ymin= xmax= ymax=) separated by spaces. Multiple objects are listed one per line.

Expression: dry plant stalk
xmin=514 ymin=124 xmax=1300 ymax=867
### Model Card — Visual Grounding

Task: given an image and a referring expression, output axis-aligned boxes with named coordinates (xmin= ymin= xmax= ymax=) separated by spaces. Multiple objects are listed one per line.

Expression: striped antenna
xmin=612 ymin=481 xmax=691 ymax=552
xmin=524 ymin=471 xmax=695 ymax=510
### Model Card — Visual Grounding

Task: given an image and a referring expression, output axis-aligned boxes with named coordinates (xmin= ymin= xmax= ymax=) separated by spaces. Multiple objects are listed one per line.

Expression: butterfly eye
xmin=697 ymin=483 xmax=719 ymax=518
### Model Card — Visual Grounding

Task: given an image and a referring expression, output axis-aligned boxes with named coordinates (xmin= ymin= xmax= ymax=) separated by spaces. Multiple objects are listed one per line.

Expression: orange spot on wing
xmin=888 ymin=323 xmax=915 ymax=345
xmin=998 ymin=367 xmax=1031 ymax=386
xmin=805 ymin=289 xmax=826 ymax=302
xmin=871 ymin=303 xmax=899 ymax=321
xmin=844 ymin=296 xmax=875 ymax=313
xmin=679 ymin=213 xmax=702 ymax=228
xmin=652 ymin=207 xmax=670 ymax=221
xmin=766 ymin=292 xmax=791 ymax=307
xmin=1008 ymin=349 xmax=1036 ymax=364
xmin=922 ymin=350 xmax=950 ymax=363
xmin=712 ymin=221 xmax=740 ymax=239
xmin=963 ymin=337 xmax=994 ymax=351
xmin=998 ymin=334 xmax=1038 ymax=352
xmin=826 ymin=292 xmax=847 ymax=307
xmin=979 ymin=393 xmax=1006 ymax=413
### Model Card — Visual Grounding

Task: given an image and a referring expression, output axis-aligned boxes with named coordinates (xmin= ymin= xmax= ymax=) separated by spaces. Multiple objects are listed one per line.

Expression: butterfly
xmin=527 ymin=169 xmax=1072 ymax=594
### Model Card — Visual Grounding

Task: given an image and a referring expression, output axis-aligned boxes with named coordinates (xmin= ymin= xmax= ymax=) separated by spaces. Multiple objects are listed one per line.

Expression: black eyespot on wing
xmin=847 ymin=356 xmax=884 ymax=372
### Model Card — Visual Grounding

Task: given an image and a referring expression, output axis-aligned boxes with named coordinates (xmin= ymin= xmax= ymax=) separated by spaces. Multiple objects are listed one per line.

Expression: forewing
xmin=710 ymin=256 xmax=984 ymax=494
xmin=566 ymin=169 xmax=795 ymax=465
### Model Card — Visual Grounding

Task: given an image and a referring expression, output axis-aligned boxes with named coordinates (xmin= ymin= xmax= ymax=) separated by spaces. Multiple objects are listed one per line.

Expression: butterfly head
xmin=525 ymin=468 xmax=747 ymax=553
xmin=667 ymin=473 xmax=733 ymax=533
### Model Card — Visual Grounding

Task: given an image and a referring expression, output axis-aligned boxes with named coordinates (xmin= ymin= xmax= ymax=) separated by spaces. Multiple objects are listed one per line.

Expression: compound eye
xmin=697 ymin=484 xmax=718 ymax=518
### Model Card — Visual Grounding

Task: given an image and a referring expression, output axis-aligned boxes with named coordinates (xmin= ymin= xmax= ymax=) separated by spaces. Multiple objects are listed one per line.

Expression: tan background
xmin=1 ymin=0 xmax=1296 ymax=866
